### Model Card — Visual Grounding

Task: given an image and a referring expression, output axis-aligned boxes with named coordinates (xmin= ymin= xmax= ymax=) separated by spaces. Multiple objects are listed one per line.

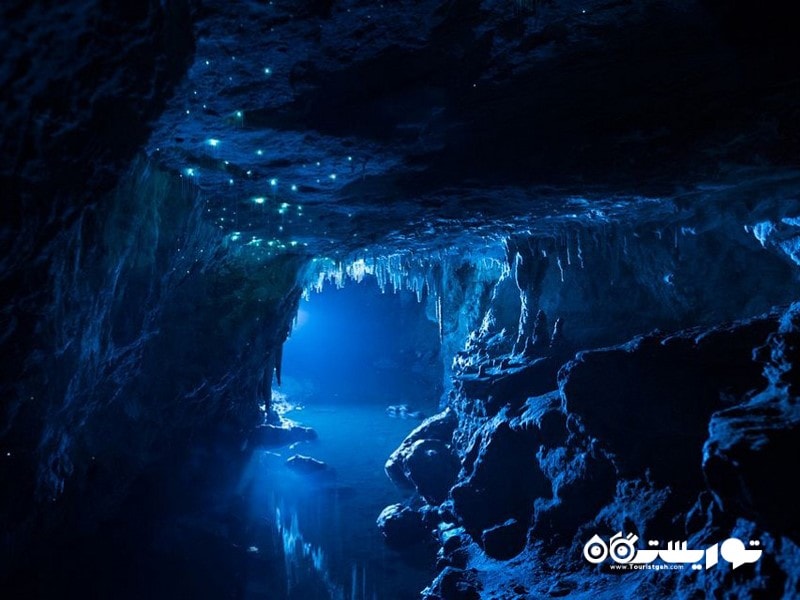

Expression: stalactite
xmin=437 ymin=293 xmax=444 ymax=344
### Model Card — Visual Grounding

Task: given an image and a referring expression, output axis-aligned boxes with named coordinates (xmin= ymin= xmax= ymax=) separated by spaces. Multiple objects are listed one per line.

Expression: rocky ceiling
xmin=3 ymin=0 xmax=799 ymax=262
xmin=145 ymin=0 xmax=800 ymax=256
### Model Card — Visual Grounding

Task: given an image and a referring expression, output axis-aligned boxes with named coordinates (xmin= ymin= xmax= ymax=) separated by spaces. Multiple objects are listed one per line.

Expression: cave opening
xmin=246 ymin=275 xmax=445 ymax=599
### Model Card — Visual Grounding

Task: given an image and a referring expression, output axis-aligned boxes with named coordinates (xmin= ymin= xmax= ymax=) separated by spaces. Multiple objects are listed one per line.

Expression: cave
xmin=3 ymin=1 xmax=800 ymax=598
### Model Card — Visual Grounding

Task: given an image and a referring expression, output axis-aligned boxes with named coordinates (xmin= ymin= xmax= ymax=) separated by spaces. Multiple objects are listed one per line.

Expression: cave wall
xmin=469 ymin=215 xmax=799 ymax=362
xmin=1 ymin=2 xmax=310 ymax=585
xmin=1 ymin=157 xmax=308 ymax=582
xmin=386 ymin=213 xmax=800 ymax=598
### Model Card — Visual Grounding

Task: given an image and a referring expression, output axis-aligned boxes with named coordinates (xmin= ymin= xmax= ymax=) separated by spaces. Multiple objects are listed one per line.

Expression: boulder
xmin=385 ymin=408 xmax=458 ymax=491
xmin=481 ymin=518 xmax=527 ymax=560
xmin=423 ymin=567 xmax=481 ymax=600
xmin=376 ymin=504 xmax=428 ymax=547
xmin=451 ymin=419 xmax=550 ymax=537
xmin=558 ymin=312 xmax=779 ymax=489
xmin=405 ymin=439 xmax=461 ymax=505
xmin=704 ymin=303 xmax=800 ymax=540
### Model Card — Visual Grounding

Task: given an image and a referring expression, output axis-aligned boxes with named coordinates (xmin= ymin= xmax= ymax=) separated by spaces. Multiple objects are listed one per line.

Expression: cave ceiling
xmin=143 ymin=0 xmax=800 ymax=257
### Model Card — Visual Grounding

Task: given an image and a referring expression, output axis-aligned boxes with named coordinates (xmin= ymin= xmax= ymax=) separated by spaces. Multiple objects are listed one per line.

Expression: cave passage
xmin=243 ymin=276 xmax=443 ymax=599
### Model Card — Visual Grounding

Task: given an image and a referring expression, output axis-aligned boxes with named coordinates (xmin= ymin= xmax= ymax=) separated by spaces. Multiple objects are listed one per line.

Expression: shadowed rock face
xmin=704 ymin=303 xmax=800 ymax=542
xmin=4 ymin=0 xmax=800 ymax=598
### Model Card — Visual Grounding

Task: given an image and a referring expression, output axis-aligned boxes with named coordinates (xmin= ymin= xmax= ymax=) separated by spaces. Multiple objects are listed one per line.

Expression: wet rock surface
xmin=704 ymin=303 xmax=800 ymax=541
xmin=376 ymin=503 xmax=430 ymax=548
xmin=384 ymin=296 xmax=800 ymax=598
xmin=385 ymin=407 xmax=458 ymax=491
xmin=404 ymin=438 xmax=460 ymax=505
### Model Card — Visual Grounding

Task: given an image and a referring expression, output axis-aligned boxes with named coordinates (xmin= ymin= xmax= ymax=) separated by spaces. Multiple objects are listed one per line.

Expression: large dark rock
xmin=423 ymin=567 xmax=481 ymax=600
xmin=558 ymin=312 xmax=780 ymax=489
xmin=451 ymin=415 xmax=550 ymax=538
xmin=455 ymin=356 xmax=562 ymax=416
xmin=385 ymin=408 xmax=458 ymax=490
xmin=376 ymin=504 xmax=429 ymax=548
xmin=704 ymin=303 xmax=800 ymax=541
xmin=481 ymin=518 xmax=527 ymax=560
xmin=531 ymin=442 xmax=616 ymax=543
xmin=405 ymin=439 xmax=461 ymax=505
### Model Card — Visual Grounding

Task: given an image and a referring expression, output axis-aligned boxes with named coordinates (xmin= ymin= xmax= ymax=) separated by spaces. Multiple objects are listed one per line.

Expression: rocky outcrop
xmin=704 ymin=303 xmax=800 ymax=541
xmin=451 ymin=414 xmax=550 ymax=539
xmin=394 ymin=301 xmax=800 ymax=598
xmin=285 ymin=454 xmax=329 ymax=476
xmin=385 ymin=408 xmax=458 ymax=493
xmin=559 ymin=311 xmax=779 ymax=490
xmin=376 ymin=503 xmax=429 ymax=548
xmin=423 ymin=567 xmax=481 ymax=600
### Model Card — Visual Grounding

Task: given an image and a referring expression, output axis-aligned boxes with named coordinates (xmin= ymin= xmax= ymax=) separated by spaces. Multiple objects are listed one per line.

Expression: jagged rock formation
xmin=385 ymin=284 xmax=800 ymax=598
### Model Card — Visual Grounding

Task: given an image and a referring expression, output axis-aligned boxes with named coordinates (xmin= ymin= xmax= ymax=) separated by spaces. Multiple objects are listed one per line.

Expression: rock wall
xmin=1 ymin=2 xmax=309 ymax=588
xmin=383 ymin=220 xmax=800 ymax=598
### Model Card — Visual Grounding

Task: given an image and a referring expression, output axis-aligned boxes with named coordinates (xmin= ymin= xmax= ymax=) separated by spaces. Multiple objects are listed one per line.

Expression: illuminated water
xmin=241 ymin=402 xmax=437 ymax=599
xmin=234 ymin=280 xmax=442 ymax=598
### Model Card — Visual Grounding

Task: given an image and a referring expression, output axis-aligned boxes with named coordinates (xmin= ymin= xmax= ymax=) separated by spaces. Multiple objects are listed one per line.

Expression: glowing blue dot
xmin=246 ymin=170 xmax=252 ymax=176
xmin=264 ymin=67 xmax=271 ymax=75
xmin=253 ymin=197 xmax=266 ymax=205
xmin=316 ymin=161 xmax=321 ymax=166
xmin=280 ymin=202 xmax=290 ymax=209
xmin=270 ymin=178 xmax=278 ymax=186
xmin=184 ymin=168 xmax=195 ymax=177
xmin=205 ymin=60 xmax=210 ymax=66
xmin=329 ymin=174 xmax=337 ymax=180
xmin=185 ymin=110 xmax=190 ymax=115
xmin=291 ymin=184 xmax=298 ymax=192
xmin=206 ymin=138 xmax=220 ymax=147
xmin=347 ymin=156 xmax=353 ymax=161
xmin=228 ymin=179 xmax=234 ymax=185
xmin=235 ymin=111 xmax=243 ymax=118
xmin=256 ymin=149 xmax=263 ymax=156
xmin=290 ymin=241 xmax=298 ymax=247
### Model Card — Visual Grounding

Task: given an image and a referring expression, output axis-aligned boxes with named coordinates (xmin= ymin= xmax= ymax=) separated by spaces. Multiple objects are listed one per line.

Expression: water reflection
xmin=240 ymin=402 xmax=437 ymax=599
